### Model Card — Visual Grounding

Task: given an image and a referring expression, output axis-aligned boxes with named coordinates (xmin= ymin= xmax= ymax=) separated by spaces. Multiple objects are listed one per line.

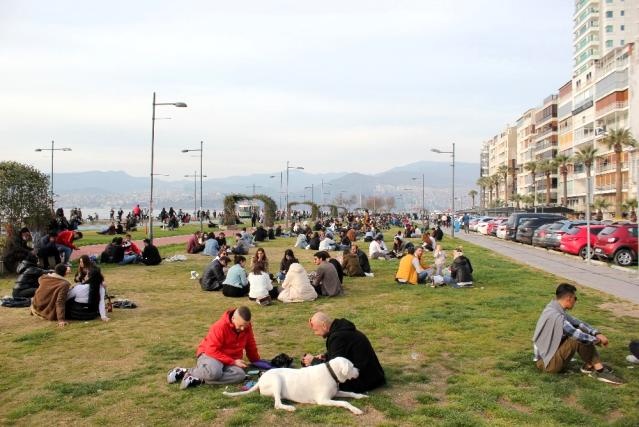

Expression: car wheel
xmin=578 ymin=246 xmax=593 ymax=259
xmin=614 ymin=249 xmax=635 ymax=267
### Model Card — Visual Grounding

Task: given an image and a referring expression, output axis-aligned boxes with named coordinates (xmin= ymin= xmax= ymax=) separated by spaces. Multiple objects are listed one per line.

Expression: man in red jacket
xmin=55 ymin=230 xmax=83 ymax=264
xmin=167 ymin=306 xmax=260 ymax=389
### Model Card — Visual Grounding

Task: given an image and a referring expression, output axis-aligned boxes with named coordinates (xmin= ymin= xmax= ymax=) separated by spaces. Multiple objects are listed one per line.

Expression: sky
xmin=0 ymin=0 xmax=574 ymax=181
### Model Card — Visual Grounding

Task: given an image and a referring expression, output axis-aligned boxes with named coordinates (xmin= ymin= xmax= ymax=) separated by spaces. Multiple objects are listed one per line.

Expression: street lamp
xmin=35 ymin=140 xmax=72 ymax=211
xmin=304 ymin=185 xmax=314 ymax=204
xmin=181 ymin=140 xmax=204 ymax=233
xmin=246 ymin=184 xmax=263 ymax=195
xmin=185 ymin=171 xmax=207 ymax=217
xmin=412 ymin=174 xmax=425 ymax=224
xmin=286 ymin=161 xmax=304 ymax=230
xmin=149 ymin=92 xmax=187 ymax=242
xmin=431 ymin=143 xmax=456 ymax=237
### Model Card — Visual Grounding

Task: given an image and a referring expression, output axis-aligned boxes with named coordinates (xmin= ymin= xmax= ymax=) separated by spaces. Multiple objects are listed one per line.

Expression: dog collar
xmin=325 ymin=361 xmax=341 ymax=384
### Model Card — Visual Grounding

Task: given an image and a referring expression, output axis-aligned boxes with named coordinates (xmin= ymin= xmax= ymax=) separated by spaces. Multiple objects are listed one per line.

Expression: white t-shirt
xmin=248 ymin=272 xmax=273 ymax=299
xmin=67 ymin=283 xmax=107 ymax=319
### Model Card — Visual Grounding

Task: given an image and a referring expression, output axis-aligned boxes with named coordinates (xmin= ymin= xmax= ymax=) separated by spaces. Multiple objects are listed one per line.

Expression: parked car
xmin=593 ymin=224 xmax=638 ymax=266
xmin=540 ymin=220 xmax=593 ymax=249
xmin=488 ymin=218 xmax=507 ymax=236
xmin=471 ymin=217 xmax=493 ymax=232
xmin=559 ymin=225 xmax=606 ymax=258
xmin=504 ymin=212 xmax=565 ymax=241
xmin=496 ymin=222 xmax=509 ymax=239
xmin=531 ymin=223 xmax=554 ymax=247
xmin=515 ymin=217 xmax=565 ymax=245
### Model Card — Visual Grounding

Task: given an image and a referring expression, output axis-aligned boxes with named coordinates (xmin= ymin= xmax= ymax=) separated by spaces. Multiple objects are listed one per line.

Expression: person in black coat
xmin=303 ymin=313 xmax=386 ymax=393
xmin=101 ymin=237 xmax=124 ymax=264
xmin=200 ymin=256 xmax=229 ymax=291
xmin=446 ymin=247 xmax=473 ymax=287
xmin=354 ymin=245 xmax=371 ymax=274
xmin=328 ymin=256 xmax=344 ymax=284
xmin=253 ymin=226 xmax=268 ymax=242
xmin=37 ymin=232 xmax=62 ymax=269
xmin=141 ymin=239 xmax=162 ymax=266
xmin=308 ymin=232 xmax=320 ymax=251
xmin=13 ymin=254 xmax=47 ymax=298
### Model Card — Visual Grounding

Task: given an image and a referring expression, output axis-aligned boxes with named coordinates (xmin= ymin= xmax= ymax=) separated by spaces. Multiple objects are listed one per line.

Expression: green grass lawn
xmin=77 ymin=223 xmax=207 ymax=246
xmin=1 ymin=231 xmax=638 ymax=426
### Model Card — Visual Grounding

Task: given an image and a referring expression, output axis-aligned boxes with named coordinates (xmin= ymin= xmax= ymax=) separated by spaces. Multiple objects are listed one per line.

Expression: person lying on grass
xmin=532 ymin=283 xmax=624 ymax=384
xmin=167 ymin=306 xmax=260 ymax=389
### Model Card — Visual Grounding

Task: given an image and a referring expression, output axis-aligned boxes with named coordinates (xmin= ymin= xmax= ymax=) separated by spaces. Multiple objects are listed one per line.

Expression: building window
xmin=606 ymin=25 xmax=613 ymax=32
xmin=620 ymin=10 xmax=624 ymax=16
xmin=606 ymin=0 xmax=612 ymax=3
xmin=606 ymin=11 xmax=613 ymax=17
xmin=620 ymin=39 xmax=625 ymax=46
xmin=620 ymin=25 xmax=625 ymax=31
xmin=606 ymin=40 xmax=614 ymax=48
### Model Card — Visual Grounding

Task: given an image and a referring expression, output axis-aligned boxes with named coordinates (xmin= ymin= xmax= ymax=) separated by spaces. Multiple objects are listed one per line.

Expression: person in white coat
xmin=277 ymin=263 xmax=317 ymax=303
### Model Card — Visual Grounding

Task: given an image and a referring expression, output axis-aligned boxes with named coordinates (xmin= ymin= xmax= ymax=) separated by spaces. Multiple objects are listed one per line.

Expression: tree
xmin=0 ymin=161 xmax=52 ymax=233
xmin=497 ymin=164 xmax=509 ymax=205
xmin=554 ymin=154 xmax=571 ymax=207
xmin=476 ymin=177 xmax=489 ymax=208
xmin=509 ymin=164 xmax=518 ymax=201
xmin=223 ymin=193 xmax=277 ymax=226
xmin=468 ymin=190 xmax=477 ymax=208
xmin=601 ymin=128 xmax=637 ymax=218
xmin=573 ymin=145 xmax=599 ymax=218
xmin=512 ymin=193 xmax=523 ymax=210
xmin=524 ymin=161 xmax=538 ymax=207
xmin=537 ymin=159 xmax=555 ymax=205
xmin=622 ymin=197 xmax=637 ymax=222
xmin=592 ymin=198 xmax=611 ymax=221
xmin=491 ymin=174 xmax=502 ymax=204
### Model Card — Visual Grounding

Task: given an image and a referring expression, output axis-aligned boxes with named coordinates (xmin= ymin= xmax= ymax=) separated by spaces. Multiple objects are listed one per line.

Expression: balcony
xmin=595 ymin=162 xmax=628 ymax=174
xmin=596 ymin=101 xmax=628 ymax=118
xmin=574 ymin=127 xmax=595 ymax=143
xmin=594 ymin=183 xmax=628 ymax=193
xmin=536 ymin=139 xmax=558 ymax=151
xmin=536 ymin=126 xmax=558 ymax=139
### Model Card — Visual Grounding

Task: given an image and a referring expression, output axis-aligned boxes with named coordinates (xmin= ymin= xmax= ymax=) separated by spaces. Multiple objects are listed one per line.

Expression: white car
xmin=496 ymin=223 xmax=508 ymax=239
xmin=477 ymin=222 xmax=490 ymax=235
xmin=471 ymin=217 xmax=493 ymax=232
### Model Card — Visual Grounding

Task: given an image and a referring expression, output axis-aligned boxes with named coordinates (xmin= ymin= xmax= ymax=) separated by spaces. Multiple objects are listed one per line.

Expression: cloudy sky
xmin=1 ymin=0 xmax=573 ymax=180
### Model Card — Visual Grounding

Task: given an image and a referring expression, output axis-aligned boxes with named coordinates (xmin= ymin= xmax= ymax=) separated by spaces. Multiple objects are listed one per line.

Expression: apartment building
xmin=486 ymin=126 xmax=517 ymax=204
xmin=534 ymin=95 xmax=559 ymax=204
xmin=516 ymin=109 xmax=537 ymax=197
xmin=557 ymin=81 xmax=574 ymax=206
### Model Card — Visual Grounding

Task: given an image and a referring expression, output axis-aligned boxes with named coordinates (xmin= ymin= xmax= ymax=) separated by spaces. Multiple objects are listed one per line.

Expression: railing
xmin=596 ymin=101 xmax=628 ymax=118
xmin=595 ymin=162 xmax=628 ymax=173
xmin=536 ymin=127 xmax=558 ymax=139
xmin=536 ymin=140 xmax=558 ymax=151
xmin=574 ymin=127 xmax=595 ymax=142
xmin=594 ymin=183 xmax=628 ymax=192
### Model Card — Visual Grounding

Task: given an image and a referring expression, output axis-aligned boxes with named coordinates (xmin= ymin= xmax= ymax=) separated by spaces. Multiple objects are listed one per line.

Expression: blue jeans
xmin=417 ymin=270 xmax=430 ymax=284
xmin=56 ymin=245 xmax=73 ymax=264
xmin=119 ymin=254 xmax=139 ymax=265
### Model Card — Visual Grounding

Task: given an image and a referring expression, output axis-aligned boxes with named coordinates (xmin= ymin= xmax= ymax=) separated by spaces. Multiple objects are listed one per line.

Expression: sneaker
xmin=364 ymin=272 xmax=374 ymax=278
xmin=580 ymin=364 xmax=613 ymax=374
xmin=626 ymin=354 xmax=639 ymax=364
xmin=180 ymin=374 xmax=203 ymax=389
xmin=590 ymin=369 xmax=625 ymax=385
xmin=167 ymin=367 xmax=187 ymax=384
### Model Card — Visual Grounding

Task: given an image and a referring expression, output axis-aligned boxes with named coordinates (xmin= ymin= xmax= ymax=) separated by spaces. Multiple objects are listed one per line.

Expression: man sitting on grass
xmin=167 ymin=306 xmax=260 ymax=389
xmin=532 ymin=283 xmax=623 ymax=384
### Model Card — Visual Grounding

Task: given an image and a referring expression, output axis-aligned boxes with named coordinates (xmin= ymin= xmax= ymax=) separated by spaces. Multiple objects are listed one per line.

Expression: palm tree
xmin=524 ymin=161 xmax=538 ymax=207
xmin=622 ymin=197 xmax=637 ymax=222
xmin=601 ymin=128 xmax=637 ymax=218
xmin=509 ymin=164 xmax=518 ymax=201
xmin=476 ymin=177 xmax=488 ymax=208
xmin=573 ymin=145 xmax=599 ymax=218
xmin=491 ymin=174 xmax=502 ymax=204
xmin=468 ymin=190 xmax=478 ymax=208
xmin=592 ymin=198 xmax=611 ymax=221
xmin=521 ymin=194 xmax=535 ymax=208
xmin=554 ymin=154 xmax=571 ymax=207
xmin=512 ymin=193 xmax=523 ymax=210
xmin=537 ymin=159 xmax=555 ymax=205
xmin=497 ymin=164 xmax=509 ymax=205
xmin=486 ymin=176 xmax=495 ymax=206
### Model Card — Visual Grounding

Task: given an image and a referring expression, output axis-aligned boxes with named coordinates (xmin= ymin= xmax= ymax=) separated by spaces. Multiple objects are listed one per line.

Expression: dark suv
xmin=593 ymin=224 xmax=638 ymax=266
xmin=504 ymin=213 xmax=565 ymax=241
xmin=515 ymin=217 xmax=564 ymax=245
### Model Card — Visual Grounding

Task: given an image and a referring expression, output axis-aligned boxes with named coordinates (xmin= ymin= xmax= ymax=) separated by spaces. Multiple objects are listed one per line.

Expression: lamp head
xmin=181 ymin=149 xmax=189 ymax=153
xmin=174 ymin=102 xmax=187 ymax=108
xmin=62 ymin=148 xmax=72 ymax=152
xmin=35 ymin=149 xmax=42 ymax=152
xmin=431 ymin=148 xmax=442 ymax=153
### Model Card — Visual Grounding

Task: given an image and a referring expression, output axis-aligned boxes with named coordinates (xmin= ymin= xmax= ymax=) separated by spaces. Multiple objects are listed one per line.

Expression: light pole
xmin=35 ymin=140 xmax=72 ymax=212
xmin=286 ymin=161 xmax=304 ymax=230
xmin=246 ymin=184 xmax=263 ymax=195
xmin=431 ymin=143 xmax=456 ymax=238
xmin=149 ymin=92 xmax=187 ymax=242
xmin=412 ymin=174 xmax=425 ymax=224
xmin=304 ymin=185 xmax=314 ymax=204
xmin=181 ymin=140 xmax=203 ymax=233
xmin=185 ymin=171 xmax=207 ymax=217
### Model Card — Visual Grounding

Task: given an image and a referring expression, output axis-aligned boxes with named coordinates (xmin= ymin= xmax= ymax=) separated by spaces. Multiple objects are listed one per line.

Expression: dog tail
xmin=222 ymin=382 xmax=259 ymax=397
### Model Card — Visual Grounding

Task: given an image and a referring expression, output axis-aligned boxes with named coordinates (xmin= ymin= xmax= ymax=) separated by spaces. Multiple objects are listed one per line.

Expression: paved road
xmin=454 ymin=232 xmax=639 ymax=304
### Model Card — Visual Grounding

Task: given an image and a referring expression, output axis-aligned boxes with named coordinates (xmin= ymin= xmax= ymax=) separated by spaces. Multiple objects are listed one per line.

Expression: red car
xmin=559 ymin=225 xmax=606 ymax=258
xmin=593 ymin=224 xmax=638 ymax=266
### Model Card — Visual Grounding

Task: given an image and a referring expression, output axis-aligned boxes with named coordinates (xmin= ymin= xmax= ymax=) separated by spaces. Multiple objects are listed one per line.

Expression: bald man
xmin=302 ymin=312 xmax=385 ymax=393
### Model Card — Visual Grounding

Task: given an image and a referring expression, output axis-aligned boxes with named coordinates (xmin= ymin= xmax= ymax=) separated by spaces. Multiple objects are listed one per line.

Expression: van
xmin=505 ymin=212 xmax=565 ymax=241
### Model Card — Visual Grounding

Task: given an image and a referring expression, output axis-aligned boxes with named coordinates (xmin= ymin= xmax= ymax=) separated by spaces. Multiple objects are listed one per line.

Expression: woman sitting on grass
xmin=277 ymin=249 xmax=298 ymax=282
xmin=248 ymin=261 xmax=279 ymax=304
xmin=66 ymin=266 xmax=110 ymax=322
xmin=74 ymin=255 xmax=94 ymax=283
xmin=250 ymin=247 xmax=270 ymax=273
xmin=222 ymin=255 xmax=249 ymax=297
xmin=277 ymin=263 xmax=317 ymax=303
xmin=444 ymin=247 xmax=473 ymax=288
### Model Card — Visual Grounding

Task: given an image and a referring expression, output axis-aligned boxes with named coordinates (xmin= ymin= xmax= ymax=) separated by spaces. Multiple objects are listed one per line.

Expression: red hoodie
xmin=55 ymin=230 xmax=78 ymax=249
xmin=196 ymin=308 xmax=260 ymax=365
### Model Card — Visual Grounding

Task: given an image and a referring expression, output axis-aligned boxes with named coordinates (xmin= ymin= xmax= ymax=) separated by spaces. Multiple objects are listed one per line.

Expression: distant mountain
xmin=54 ymin=160 xmax=480 ymax=211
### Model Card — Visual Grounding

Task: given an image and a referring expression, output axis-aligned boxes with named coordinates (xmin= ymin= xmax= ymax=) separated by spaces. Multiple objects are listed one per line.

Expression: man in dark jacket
xmin=13 ymin=254 xmax=47 ymax=298
xmin=253 ymin=226 xmax=268 ymax=242
xmin=141 ymin=238 xmax=162 ymax=266
xmin=302 ymin=312 xmax=385 ymax=393
xmin=37 ymin=232 xmax=61 ymax=269
xmin=200 ymin=256 xmax=229 ymax=291
xmin=445 ymin=247 xmax=473 ymax=287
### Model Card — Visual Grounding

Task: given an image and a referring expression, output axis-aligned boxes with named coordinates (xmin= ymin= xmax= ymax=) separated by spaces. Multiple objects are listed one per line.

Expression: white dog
xmin=223 ymin=356 xmax=367 ymax=414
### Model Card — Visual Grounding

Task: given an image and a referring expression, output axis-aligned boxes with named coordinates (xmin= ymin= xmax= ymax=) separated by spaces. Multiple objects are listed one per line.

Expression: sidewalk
xmin=70 ymin=235 xmax=191 ymax=260
xmin=454 ymin=231 xmax=639 ymax=304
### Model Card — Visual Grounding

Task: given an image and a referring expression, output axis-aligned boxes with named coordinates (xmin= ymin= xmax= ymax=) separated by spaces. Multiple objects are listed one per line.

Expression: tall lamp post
xmin=35 ymin=140 xmax=72 ymax=212
xmin=181 ymin=140 xmax=203 ymax=233
xmin=149 ymin=92 xmax=187 ymax=242
xmin=431 ymin=143 xmax=456 ymax=238
xmin=304 ymin=185 xmax=314 ymax=204
xmin=412 ymin=174 xmax=425 ymax=224
xmin=185 ymin=171 xmax=207 ymax=217
xmin=286 ymin=161 xmax=304 ymax=230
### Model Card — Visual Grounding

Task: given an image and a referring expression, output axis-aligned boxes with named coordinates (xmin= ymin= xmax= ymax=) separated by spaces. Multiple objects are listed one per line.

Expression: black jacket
xmin=356 ymin=249 xmax=371 ymax=274
xmin=450 ymin=255 xmax=473 ymax=283
xmin=101 ymin=243 xmax=124 ymax=264
xmin=329 ymin=259 xmax=344 ymax=284
xmin=324 ymin=319 xmax=385 ymax=393
xmin=253 ymin=227 xmax=268 ymax=242
xmin=201 ymin=259 xmax=225 ymax=291
xmin=13 ymin=259 xmax=45 ymax=293
xmin=434 ymin=227 xmax=444 ymax=241
xmin=309 ymin=236 xmax=320 ymax=251
xmin=141 ymin=244 xmax=162 ymax=266
xmin=279 ymin=257 xmax=298 ymax=274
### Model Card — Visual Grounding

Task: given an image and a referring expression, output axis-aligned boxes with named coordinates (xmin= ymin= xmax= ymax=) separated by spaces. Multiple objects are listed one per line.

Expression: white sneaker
xmin=167 ymin=367 xmax=187 ymax=384
xmin=364 ymin=272 xmax=374 ymax=278
xmin=626 ymin=354 xmax=639 ymax=364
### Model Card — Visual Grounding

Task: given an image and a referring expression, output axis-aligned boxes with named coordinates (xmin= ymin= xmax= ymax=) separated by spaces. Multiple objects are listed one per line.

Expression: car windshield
xmin=547 ymin=222 xmax=565 ymax=230
xmin=599 ymin=226 xmax=618 ymax=236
